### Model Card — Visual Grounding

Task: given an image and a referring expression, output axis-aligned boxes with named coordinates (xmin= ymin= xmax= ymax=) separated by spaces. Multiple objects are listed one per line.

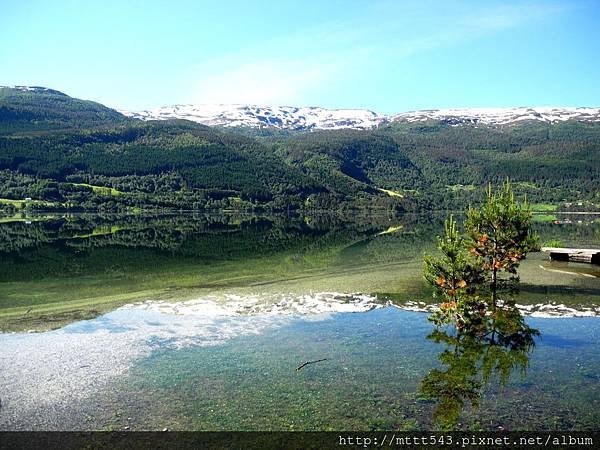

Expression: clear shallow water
xmin=1 ymin=301 xmax=599 ymax=431
xmin=0 ymin=213 xmax=599 ymax=430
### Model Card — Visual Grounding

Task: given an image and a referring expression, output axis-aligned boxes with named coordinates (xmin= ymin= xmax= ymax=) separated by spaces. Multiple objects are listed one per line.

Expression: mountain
xmin=0 ymin=85 xmax=128 ymax=132
xmin=2 ymin=86 xmax=69 ymax=96
xmin=120 ymin=104 xmax=386 ymax=130
xmin=392 ymin=107 xmax=600 ymax=126
xmin=121 ymin=103 xmax=600 ymax=130
xmin=0 ymin=86 xmax=599 ymax=213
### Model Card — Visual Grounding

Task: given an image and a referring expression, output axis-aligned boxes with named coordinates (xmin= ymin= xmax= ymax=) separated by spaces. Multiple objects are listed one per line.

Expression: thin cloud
xmin=190 ymin=58 xmax=340 ymax=106
xmin=186 ymin=47 xmax=372 ymax=106
xmin=184 ymin=1 xmax=569 ymax=107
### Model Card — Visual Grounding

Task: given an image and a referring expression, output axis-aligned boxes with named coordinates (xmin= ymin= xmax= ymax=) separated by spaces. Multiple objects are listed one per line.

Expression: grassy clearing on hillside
xmin=71 ymin=183 xmax=122 ymax=196
xmin=377 ymin=188 xmax=404 ymax=198
xmin=531 ymin=203 xmax=558 ymax=212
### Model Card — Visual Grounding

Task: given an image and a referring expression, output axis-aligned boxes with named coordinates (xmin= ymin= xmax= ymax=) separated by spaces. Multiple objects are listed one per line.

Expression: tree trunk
xmin=491 ymin=267 xmax=497 ymax=311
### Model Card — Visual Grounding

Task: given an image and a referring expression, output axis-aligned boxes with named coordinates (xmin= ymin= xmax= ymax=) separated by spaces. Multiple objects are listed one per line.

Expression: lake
xmin=0 ymin=212 xmax=599 ymax=431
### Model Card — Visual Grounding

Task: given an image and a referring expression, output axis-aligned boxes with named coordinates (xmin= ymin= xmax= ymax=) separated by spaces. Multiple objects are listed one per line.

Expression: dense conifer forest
xmin=1 ymin=87 xmax=598 ymax=212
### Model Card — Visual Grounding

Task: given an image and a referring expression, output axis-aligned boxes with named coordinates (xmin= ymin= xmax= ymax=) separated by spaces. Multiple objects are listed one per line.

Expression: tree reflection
xmin=420 ymin=303 xmax=539 ymax=429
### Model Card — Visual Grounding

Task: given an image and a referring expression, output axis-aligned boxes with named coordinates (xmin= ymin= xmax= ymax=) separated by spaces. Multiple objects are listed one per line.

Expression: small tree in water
xmin=424 ymin=215 xmax=485 ymax=332
xmin=424 ymin=181 xmax=538 ymax=330
xmin=465 ymin=180 xmax=538 ymax=311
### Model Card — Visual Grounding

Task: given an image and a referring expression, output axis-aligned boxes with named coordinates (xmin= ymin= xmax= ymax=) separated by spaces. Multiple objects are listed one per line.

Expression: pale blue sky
xmin=1 ymin=0 xmax=599 ymax=112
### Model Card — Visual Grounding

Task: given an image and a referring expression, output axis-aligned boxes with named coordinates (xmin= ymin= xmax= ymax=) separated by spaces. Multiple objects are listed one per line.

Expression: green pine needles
xmin=424 ymin=180 xmax=539 ymax=331
xmin=424 ymin=215 xmax=485 ymax=331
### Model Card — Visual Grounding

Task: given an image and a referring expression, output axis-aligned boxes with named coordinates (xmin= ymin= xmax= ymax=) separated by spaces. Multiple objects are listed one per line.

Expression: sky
xmin=1 ymin=0 xmax=599 ymax=113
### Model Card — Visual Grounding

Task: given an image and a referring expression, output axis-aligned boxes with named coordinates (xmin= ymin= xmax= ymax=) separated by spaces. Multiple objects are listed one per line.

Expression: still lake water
xmin=0 ymin=212 xmax=599 ymax=430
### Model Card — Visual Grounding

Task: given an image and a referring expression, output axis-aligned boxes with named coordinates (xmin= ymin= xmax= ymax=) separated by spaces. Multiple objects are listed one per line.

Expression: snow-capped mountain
xmin=3 ymin=86 xmax=600 ymax=129
xmin=392 ymin=107 xmax=600 ymax=126
xmin=120 ymin=104 xmax=600 ymax=130
xmin=121 ymin=104 xmax=385 ymax=130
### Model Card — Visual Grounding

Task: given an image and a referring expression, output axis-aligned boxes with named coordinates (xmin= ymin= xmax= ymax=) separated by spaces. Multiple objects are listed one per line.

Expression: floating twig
xmin=295 ymin=358 xmax=328 ymax=371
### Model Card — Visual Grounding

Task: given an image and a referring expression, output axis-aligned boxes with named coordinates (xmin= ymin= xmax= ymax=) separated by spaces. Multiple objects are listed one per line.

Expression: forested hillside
xmin=0 ymin=87 xmax=598 ymax=212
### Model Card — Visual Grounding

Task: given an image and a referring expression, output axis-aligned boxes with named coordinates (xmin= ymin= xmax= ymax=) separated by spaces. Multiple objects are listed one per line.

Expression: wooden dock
xmin=541 ymin=247 xmax=600 ymax=264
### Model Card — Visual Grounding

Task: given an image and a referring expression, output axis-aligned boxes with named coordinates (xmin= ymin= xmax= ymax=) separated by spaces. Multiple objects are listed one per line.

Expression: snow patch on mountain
xmin=120 ymin=104 xmax=600 ymax=130
xmin=120 ymin=104 xmax=386 ymax=130
xmin=393 ymin=107 xmax=600 ymax=125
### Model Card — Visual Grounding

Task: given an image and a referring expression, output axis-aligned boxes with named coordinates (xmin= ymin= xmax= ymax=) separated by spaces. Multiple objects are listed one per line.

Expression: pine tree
xmin=424 ymin=181 xmax=538 ymax=331
xmin=464 ymin=180 xmax=538 ymax=310
xmin=424 ymin=215 xmax=485 ymax=330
